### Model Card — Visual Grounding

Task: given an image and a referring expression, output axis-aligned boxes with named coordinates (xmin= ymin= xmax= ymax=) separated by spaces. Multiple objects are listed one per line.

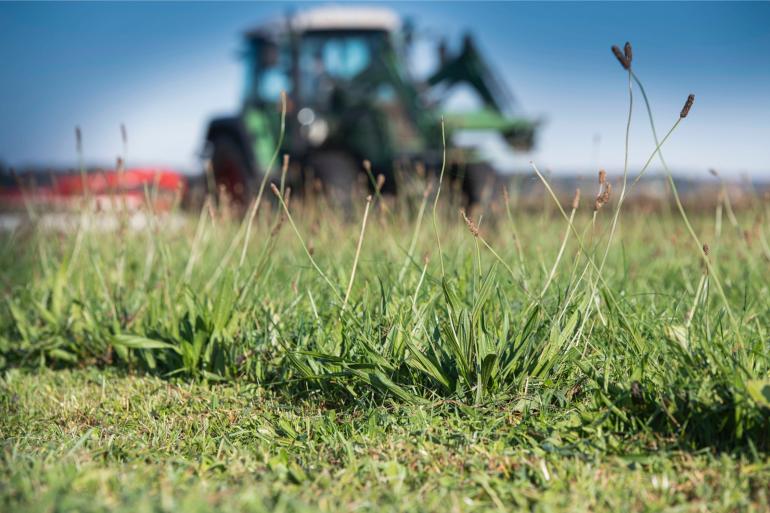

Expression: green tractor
xmin=204 ymin=6 xmax=538 ymax=205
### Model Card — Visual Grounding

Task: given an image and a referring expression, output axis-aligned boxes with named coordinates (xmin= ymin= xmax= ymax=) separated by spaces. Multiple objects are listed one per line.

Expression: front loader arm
xmin=426 ymin=34 xmax=538 ymax=151
xmin=427 ymin=35 xmax=514 ymax=114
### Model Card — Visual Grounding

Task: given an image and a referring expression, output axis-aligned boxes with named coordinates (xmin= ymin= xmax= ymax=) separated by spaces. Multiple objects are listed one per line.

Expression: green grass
xmin=2 ymin=52 xmax=770 ymax=511
xmin=2 ymin=368 xmax=768 ymax=512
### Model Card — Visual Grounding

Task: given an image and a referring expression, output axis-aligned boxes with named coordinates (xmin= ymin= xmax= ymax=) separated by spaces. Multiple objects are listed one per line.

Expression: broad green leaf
xmin=113 ymin=335 xmax=181 ymax=353
xmin=747 ymin=380 xmax=770 ymax=409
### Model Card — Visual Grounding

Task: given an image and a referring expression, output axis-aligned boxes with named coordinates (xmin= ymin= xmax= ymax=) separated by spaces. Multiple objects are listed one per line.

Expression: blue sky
xmin=0 ymin=1 xmax=768 ymax=177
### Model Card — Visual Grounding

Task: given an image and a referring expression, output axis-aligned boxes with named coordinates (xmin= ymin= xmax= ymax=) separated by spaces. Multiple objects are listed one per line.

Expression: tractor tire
xmin=210 ymin=135 xmax=255 ymax=205
xmin=305 ymin=151 xmax=360 ymax=209
xmin=463 ymin=162 xmax=497 ymax=206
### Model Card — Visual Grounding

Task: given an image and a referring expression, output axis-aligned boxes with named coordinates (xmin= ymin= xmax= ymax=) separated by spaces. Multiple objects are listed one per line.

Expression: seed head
xmin=680 ymin=94 xmax=695 ymax=118
xmin=571 ymin=188 xmax=581 ymax=210
xmin=594 ymin=182 xmax=612 ymax=212
xmin=376 ymin=174 xmax=385 ymax=191
xmin=598 ymin=169 xmax=607 ymax=185
xmin=363 ymin=160 xmax=372 ymax=174
xmin=611 ymin=45 xmax=630 ymax=70
xmin=282 ymin=154 xmax=290 ymax=173
xmin=702 ymin=243 xmax=710 ymax=256
xmin=460 ymin=208 xmax=480 ymax=237
xmin=270 ymin=183 xmax=280 ymax=197
xmin=603 ymin=183 xmax=612 ymax=203
xmin=624 ymin=42 xmax=633 ymax=65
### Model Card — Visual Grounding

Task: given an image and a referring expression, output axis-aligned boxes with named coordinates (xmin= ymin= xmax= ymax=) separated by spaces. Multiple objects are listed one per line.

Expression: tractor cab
xmin=241 ymin=8 xmax=427 ymax=169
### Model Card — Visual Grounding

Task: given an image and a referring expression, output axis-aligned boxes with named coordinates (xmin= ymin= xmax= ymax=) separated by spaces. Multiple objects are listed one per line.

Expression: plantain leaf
xmin=113 ymin=335 xmax=181 ymax=353
xmin=747 ymin=380 xmax=770 ymax=409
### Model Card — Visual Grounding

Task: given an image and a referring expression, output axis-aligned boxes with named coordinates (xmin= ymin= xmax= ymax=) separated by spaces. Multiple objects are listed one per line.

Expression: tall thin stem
xmin=431 ymin=119 xmax=447 ymax=278
xmin=343 ymin=196 xmax=373 ymax=308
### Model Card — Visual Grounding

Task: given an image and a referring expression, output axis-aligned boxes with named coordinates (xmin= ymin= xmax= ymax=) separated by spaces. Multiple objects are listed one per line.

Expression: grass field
xmin=2 ymin=61 xmax=770 ymax=511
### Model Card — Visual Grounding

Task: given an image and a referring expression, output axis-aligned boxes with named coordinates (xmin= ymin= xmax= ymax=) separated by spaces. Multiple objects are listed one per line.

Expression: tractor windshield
xmin=298 ymin=30 xmax=389 ymax=105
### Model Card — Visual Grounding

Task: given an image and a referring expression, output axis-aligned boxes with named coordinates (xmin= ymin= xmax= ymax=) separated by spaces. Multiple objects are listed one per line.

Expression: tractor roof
xmin=246 ymin=6 xmax=401 ymax=39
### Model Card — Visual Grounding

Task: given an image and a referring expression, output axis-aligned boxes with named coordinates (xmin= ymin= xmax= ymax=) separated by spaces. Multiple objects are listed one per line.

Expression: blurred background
xmin=0 ymin=1 xmax=768 ymax=210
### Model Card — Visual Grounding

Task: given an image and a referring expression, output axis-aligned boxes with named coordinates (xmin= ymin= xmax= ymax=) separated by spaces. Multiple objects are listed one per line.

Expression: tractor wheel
xmin=210 ymin=135 xmax=254 ymax=205
xmin=305 ymin=151 xmax=360 ymax=208
xmin=463 ymin=162 xmax=497 ymax=206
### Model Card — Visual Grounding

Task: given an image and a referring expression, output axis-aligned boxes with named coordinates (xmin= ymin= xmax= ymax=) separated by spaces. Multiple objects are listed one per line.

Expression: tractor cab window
xmin=245 ymin=38 xmax=292 ymax=103
xmin=298 ymin=31 xmax=388 ymax=104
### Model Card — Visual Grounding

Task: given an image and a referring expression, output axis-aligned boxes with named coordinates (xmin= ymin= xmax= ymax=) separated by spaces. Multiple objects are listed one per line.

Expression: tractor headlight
xmin=306 ymin=118 xmax=329 ymax=147
xmin=298 ymin=107 xmax=329 ymax=147
xmin=297 ymin=107 xmax=315 ymax=126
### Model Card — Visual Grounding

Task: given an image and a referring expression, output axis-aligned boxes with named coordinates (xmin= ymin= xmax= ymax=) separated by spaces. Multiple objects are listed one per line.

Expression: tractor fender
xmin=204 ymin=116 xmax=258 ymax=177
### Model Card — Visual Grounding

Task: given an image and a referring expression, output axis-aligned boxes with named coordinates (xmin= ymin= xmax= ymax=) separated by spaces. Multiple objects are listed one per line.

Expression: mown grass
xmin=2 ymin=47 xmax=770 ymax=511
xmin=2 ymin=368 xmax=769 ymax=512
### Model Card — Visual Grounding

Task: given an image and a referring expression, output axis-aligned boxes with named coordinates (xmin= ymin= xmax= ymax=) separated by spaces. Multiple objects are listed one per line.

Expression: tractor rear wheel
xmin=210 ymin=135 xmax=254 ymax=205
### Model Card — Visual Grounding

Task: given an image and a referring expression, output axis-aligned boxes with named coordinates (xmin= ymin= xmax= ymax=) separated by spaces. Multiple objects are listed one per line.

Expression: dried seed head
xmin=376 ymin=173 xmax=385 ymax=191
xmin=363 ymin=159 xmax=372 ymax=173
xmin=594 ymin=181 xmax=612 ymax=212
xmin=571 ymin=188 xmax=581 ymax=210
xmin=598 ymin=169 xmax=607 ymax=185
xmin=460 ymin=208 xmax=479 ymax=237
xmin=702 ymin=243 xmax=710 ymax=256
xmin=611 ymin=45 xmax=630 ymax=70
xmin=623 ymin=42 xmax=633 ymax=65
xmin=282 ymin=154 xmax=290 ymax=172
xmin=680 ymin=94 xmax=695 ymax=118
xmin=270 ymin=183 xmax=280 ymax=197
xmin=603 ymin=182 xmax=612 ymax=203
